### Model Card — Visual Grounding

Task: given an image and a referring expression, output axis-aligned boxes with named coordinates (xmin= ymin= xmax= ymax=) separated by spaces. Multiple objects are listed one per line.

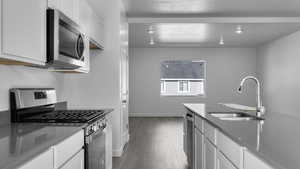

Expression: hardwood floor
xmin=113 ymin=117 xmax=189 ymax=169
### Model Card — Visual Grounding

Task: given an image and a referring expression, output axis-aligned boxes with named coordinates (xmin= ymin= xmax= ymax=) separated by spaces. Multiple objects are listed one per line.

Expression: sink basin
xmin=208 ymin=112 xmax=264 ymax=121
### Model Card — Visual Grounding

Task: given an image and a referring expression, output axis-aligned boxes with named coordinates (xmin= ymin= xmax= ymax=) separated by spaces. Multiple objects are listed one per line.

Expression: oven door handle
xmin=85 ymin=126 xmax=107 ymax=145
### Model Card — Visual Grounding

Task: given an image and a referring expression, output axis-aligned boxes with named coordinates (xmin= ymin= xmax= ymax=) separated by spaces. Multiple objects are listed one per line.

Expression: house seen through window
xmin=160 ymin=60 xmax=206 ymax=96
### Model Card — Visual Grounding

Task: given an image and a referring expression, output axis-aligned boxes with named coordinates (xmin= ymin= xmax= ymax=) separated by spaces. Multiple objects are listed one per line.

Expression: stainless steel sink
xmin=208 ymin=112 xmax=264 ymax=121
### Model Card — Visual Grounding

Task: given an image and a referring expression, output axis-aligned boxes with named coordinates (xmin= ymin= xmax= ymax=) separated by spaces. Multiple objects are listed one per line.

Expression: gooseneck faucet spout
xmin=238 ymin=76 xmax=265 ymax=117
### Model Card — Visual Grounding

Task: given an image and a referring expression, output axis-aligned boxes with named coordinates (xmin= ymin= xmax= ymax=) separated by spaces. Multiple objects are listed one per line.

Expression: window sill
xmin=160 ymin=94 xmax=205 ymax=97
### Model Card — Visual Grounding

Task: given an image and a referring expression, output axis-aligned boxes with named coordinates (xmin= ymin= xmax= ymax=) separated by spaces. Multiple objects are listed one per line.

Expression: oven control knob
xmin=93 ymin=125 xmax=98 ymax=131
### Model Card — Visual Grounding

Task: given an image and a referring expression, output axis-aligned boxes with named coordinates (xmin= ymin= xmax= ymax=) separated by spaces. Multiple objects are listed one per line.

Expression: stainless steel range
xmin=10 ymin=88 xmax=111 ymax=169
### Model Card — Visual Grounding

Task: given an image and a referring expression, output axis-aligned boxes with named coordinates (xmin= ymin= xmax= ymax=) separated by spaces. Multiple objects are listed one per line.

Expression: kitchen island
xmin=184 ymin=103 xmax=300 ymax=169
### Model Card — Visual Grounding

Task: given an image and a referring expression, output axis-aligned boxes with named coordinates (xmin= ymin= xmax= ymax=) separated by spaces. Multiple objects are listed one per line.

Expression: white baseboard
xmin=112 ymin=132 xmax=130 ymax=157
xmin=129 ymin=112 xmax=183 ymax=117
xmin=112 ymin=147 xmax=123 ymax=157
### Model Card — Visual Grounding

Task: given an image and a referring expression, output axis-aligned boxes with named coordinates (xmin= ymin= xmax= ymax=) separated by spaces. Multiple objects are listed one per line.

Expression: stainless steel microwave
xmin=47 ymin=9 xmax=87 ymax=69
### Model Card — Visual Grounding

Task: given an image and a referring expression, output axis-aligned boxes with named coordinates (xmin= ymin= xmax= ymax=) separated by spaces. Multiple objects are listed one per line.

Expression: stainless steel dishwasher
xmin=184 ymin=111 xmax=195 ymax=169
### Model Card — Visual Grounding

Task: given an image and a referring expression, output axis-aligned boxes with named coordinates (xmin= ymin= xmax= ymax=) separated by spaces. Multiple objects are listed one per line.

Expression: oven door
xmin=47 ymin=9 xmax=85 ymax=69
xmin=85 ymin=126 xmax=106 ymax=169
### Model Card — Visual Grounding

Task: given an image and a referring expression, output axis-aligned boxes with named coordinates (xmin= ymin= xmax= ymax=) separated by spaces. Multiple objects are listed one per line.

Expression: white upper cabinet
xmin=50 ymin=0 xmax=104 ymax=49
xmin=48 ymin=0 xmax=79 ymax=24
xmin=1 ymin=0 xmax=47 ymax=65
xmin=60 ymin=0 xmax=79 ymax=23
xmin=78 ymin=0 xmax=92 ymax=35
xmin=89 ymin=11 xmax=105 ymax=49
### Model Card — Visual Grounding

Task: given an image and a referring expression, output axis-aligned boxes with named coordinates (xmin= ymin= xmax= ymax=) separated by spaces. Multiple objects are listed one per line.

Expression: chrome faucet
xmin=237 ymin=76 xmax=265 ymax=117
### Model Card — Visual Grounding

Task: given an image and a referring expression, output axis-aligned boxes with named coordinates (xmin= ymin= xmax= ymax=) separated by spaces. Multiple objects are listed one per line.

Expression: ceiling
xmin=125 ymin=0 xmax=300 ymax=48
xmin=126 ymin=0 xmax=300 ymax=17
xmin=129 ymin=23 xmax=300 ymax=48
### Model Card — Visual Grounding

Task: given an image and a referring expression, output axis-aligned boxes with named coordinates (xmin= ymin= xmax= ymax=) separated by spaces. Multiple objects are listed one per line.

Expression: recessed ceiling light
xmin=235 ymin=25 xmax=244 ymax=34
xmin=219 ymin=36 xmax=224 ymax=45
xmin=149 ymin=37 xmax=155 ymax=45
xmin=147 ymin=26 xmax=155 ymax=34
xmin=157 ymin=23 xmax=208 ymax=43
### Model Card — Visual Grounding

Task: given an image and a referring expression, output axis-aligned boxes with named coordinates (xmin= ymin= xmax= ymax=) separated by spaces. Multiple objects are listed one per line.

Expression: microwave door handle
xmin=76 ymin=34 xmax=85 ymax=60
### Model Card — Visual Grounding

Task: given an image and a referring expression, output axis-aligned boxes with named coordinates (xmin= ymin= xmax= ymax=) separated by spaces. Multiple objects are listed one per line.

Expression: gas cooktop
xmin=22 ymin=110 xmax=105 ymax=123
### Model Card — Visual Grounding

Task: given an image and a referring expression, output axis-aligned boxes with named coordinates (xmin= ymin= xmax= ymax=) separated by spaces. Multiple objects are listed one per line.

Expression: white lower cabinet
xmin=18 ymin=130 xmax=84 ymax=169
xmin=53 ymin=130 xmax=84 ymax=168
xmin=216 ymin=151 xmax=237 ymax=169
xmin=244 ymin=150 xmax=273 ymax=169
xmin=60 ymin=149 xmax=84 ymax=169
xmin=192 ymin=115 xmax=276 ymax=169
xmin=194 ymin=129 xmax=203 ymax=169
xmin=18 ymin=148 xmax=54 ymax=169
xmin=204 ymin=139 xmax=217 ymax=169
xmin=106 ymin=113 xmax=113 ymax=169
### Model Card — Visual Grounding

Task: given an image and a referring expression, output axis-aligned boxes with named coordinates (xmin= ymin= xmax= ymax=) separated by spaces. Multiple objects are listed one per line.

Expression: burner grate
xmin=24 ymin=110 xmax=105 ymax=123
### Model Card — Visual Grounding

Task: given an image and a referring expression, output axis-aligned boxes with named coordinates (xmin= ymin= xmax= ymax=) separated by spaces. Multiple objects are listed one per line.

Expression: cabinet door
xmin=53 ymin=130 xmax=84 ymax=169
xmin=244 ymin=150 xmax=273 ymax=169
xmin=2 ymin=0 xmax=46 ymax=65
xmin=204 ymin=139 xmax=216 ymax=169
xmin=78 ymin=0 xmax=92 ymax=35
xmin=216 ymin=152 xmax=237 ymax=169
xmin=60 ymin=149 xmax=84 ymax=169
xmin=18 ymin=148 xmax=54 ymax=169
xmin=194 ymin=129 xmax=203 ymax=169
xmin=90 ymin=12 xmax=105 ymax=47
xmin=60 ymin=0 xmax=79 ymax=23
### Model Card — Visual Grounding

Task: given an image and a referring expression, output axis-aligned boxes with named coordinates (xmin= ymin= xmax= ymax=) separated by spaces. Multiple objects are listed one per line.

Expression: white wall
xmin=257 ymin=30 xmax=300 ymax=118
xmin=0 ymin=65 xmax=63 ymax=111
xmin=129 ymin=48 xmax=257 ymax=117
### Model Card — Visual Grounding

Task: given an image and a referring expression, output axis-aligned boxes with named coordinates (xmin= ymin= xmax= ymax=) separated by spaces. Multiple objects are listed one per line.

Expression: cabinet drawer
xmin=53 ymin=130 xmax=84 ymax=168
xmin=217 ymin=151 xmax=237 ymax=169
xmin=60 ymin=149 xmax=84 ymax=169
xmin=194 ymin=115 xmax=203 ymax=132
xmin=244 ymin=150 xmax=273 ymax=169
xmin=217 ymin=132 xmax=243 ymax=168
xmin=204 ymin=121 xmax=217 ymax=145
xmin=18 ymin=148 xmax=53 ymax=169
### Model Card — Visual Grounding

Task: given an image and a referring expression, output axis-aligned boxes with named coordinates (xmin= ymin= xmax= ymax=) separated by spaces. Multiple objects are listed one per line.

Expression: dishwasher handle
xmin=186 ymin=113 xmax=194 ymax=121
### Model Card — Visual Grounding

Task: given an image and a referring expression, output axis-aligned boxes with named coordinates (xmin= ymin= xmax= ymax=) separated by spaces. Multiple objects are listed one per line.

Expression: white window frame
xmin=178 ymin=80 xmax=190 ymax=93
xmin=160 ymin=80 xmax=166 ymax=93
xmin=160 ymin=60 xmax=206 ymax=97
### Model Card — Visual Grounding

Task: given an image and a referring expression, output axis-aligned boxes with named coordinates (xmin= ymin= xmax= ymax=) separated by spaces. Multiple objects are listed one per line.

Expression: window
xmin=178 ymin=80 xmax=190 ymax=92
xmin=160 ymin=60 xmax=206 ymax=96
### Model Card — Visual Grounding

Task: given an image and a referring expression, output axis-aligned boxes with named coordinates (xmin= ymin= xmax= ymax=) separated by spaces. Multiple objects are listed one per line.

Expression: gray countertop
xmin=184 ymin=103 xmax=300 ymax=169
xmin=0 ymin=123 xmax=85 ymax=169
